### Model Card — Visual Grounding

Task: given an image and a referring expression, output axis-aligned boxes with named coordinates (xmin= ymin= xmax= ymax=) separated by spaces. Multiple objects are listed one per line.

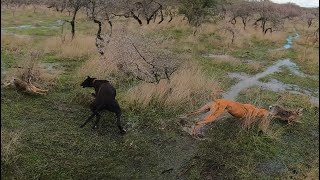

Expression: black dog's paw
xmin=91 ymin=93 xmax=96 ymax=97
xmin=120 ymin=129 xmax=127 ymax=135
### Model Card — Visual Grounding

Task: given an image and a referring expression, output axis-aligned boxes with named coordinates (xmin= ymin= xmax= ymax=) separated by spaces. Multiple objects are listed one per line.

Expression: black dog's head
xmin=80 ymin=76 xmax=96 ymax=88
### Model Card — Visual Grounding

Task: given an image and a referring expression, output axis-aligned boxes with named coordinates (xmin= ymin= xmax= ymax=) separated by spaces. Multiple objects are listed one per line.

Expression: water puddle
xmin=284 ymin=33 xmax=299 ymax=49
xmin=223 ymin=59 xmax=319 ymax=107
xmin=40 ymin=62 xmax=63 ymax=75
xmin=269 ymin=33 xmax=300 ymax=52
xmin=1 ymin=20 xmax=64 ymax=32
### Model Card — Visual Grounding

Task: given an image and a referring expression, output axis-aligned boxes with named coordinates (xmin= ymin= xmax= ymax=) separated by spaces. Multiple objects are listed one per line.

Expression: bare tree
xmin=178 ymin=0 xmax=221 ymax=35
xmin=301 ymin=7 xmax=319 ymax=28
xmin=108 ymin=34 xmax=179 ymax=84
xmin=111 ymin=0 xmax=168 ymax=25
xmin=227 ymin=1 xmax=253 ymax=30
xmin=85 ymin=0 xmax=115 ymax=55
xmin=252 ymin=1 xmax=285 ymax=34
xmin=46 ymin=0 xmax=86 ymax=40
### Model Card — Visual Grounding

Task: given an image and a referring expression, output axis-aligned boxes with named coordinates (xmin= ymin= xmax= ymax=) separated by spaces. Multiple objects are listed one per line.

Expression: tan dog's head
xmin=268 ymin=105 xmax=303 ymax=123
xmin=269 ymin=105 xmax=303 ymax=115
xmin=268 ymin=105 xmax=280 ymax=115
xmin=1 ymin=77 xmax=15 ymax=88
xmin=293 ymin=108 xmax=303 ymax=117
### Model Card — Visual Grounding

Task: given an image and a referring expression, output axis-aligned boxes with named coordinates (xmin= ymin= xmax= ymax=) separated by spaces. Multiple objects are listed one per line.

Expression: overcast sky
xmin=270 ymin=0 xmax=319 ymax=7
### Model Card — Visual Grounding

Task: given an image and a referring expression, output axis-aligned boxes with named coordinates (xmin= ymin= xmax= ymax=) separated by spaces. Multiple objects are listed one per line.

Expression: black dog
xmin=80 ymin=76 xmax=125 ymax=134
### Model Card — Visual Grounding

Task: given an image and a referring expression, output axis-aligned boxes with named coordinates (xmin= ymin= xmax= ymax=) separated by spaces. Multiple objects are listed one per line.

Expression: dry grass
xmin=3 ymin=51 xmax=61 ymax=88
xmin=1 ymin=33 xmax=34 ymax=52
xmin=75 ymin=55 xmax=119 ymax=80
xmin=268 ymin=48 xmax=288 ymax=59
xmin=192 ymin=20 xmax=288 ymax=54
xmin=247 ymin=62 xmax=263 ymax=72
xmin=123 ymin=62 xmax=221 ymax=110
xmin=295 ymin=33 xmax=319 ymax=47
xmin=293 ymin=45 xmax=319 ymax=75
xmin=1 ymin=129 xmax=21 ymax=167
xmin=43 ymin=35 xmax=97 ymax=59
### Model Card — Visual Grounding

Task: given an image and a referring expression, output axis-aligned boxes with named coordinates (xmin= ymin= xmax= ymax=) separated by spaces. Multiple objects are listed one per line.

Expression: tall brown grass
xmin=293 ymin=45 xmax=319 ymax=75
xmin=3 ymin=51 xmax=61 ymax=88
xmin=75 ymin=55 xmax=119 ymax=81
xmin=1 ymin=33 xmax=34 ymax=52
xmin=1 ymin=129 xmax=21 ymax=168
xmin=199 ymin=20 xmax=288 ymax=51
xmin=123 ymin=63 xmax=221 ymax=110
xmin=43 ymin=35 xmax=97 ymax=59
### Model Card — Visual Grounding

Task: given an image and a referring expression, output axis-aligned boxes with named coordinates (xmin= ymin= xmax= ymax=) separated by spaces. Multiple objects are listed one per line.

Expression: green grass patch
xmin=260 ymin=67 xmax=319 ymax=95
xmin=231 ymin=36 xmax=279 ymax=62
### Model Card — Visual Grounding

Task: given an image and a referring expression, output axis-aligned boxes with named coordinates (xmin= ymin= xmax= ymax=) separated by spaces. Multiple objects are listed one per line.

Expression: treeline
xmin=2 ymin=0 xmax=318 ymax=36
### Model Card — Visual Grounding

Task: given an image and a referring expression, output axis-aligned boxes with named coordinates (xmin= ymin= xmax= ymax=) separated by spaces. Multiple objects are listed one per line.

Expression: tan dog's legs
xmin=31 ymin=86 xmax=48 ymax=93
xmin=32 ymin=91 xmax=47 ymax=95
xmin=192 ymin=104 xmax=226 ymax=137
xmin=185 ymin=102 xmax=212 ymax=117
xmin=28 ymin=77 xmax=48 ymax=94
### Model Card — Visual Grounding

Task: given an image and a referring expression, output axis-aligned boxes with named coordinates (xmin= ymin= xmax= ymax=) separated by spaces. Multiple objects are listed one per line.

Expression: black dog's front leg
xmin=80 ymin=113 xmax=95 ymax=128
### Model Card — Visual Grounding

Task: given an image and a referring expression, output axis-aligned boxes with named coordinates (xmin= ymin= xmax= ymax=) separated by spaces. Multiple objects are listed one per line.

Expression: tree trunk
xmin=264 ymin=28 xmax=272 ymax=34
xmin=70 ymin=8 xmax=79 ymax=40
xmin=158 ymin=10 xmax=164 ymax=24
xmin=262 ymin=20 xmax=266 ymax=33
xmin=241 ymin=17 xmax=247 ymax=30
xmin=131 ymin=11 xmax=142 ymax=25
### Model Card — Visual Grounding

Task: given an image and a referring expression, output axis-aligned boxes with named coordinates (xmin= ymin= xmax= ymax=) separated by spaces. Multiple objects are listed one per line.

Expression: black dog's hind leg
xmin=92 ymin=113 xmax=101 ymax=129
xmin=116 ymin=111 xmax=126 ymax=134
xmin=108 ymin=100 xmax=126 ymax=134
xmin=114 ymin=100 xmax=126 ymax=134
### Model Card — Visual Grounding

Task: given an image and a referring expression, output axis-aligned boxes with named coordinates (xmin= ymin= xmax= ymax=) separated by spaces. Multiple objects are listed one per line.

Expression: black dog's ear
xmin=87 ymin=76 xmax=90 ymax=79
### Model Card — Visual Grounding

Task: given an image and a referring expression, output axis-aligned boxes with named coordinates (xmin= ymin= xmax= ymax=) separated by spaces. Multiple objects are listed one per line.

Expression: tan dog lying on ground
xmin=183 ymin=99 xmax=271 ymax=138
xmin=269 ymin=105 xmax=303 ymax=124
xmin=3 ymin=77 xmax=48 ymax=95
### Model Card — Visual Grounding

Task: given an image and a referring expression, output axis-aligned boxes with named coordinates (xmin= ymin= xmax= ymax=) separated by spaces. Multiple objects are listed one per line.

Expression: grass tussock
xmin=43 ymin=35 xmax=96 ymax=59
xmin=124 ymin=63 xmax=221 ymax=110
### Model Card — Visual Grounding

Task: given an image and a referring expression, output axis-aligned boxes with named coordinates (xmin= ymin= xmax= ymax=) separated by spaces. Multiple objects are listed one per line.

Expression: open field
xmin=1 ymin=6 xmax=319 ymax=179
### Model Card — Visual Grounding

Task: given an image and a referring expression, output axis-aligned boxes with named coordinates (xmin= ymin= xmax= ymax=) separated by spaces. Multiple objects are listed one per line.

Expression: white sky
xmin=270 ymin=0 xmax=319 ymax=7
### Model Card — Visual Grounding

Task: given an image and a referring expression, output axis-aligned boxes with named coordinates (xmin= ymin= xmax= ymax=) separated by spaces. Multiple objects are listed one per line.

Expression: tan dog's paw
xmin=178 ymin=115 xmax=188 ymax=119
xmin=182 ymin=126 xmax=193 ymax=135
